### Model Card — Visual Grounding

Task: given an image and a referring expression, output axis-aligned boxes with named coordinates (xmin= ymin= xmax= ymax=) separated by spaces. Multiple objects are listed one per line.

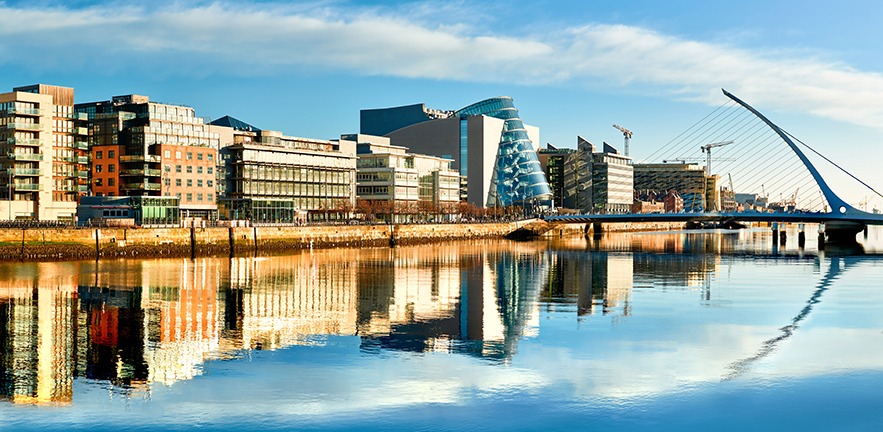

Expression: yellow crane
xmin=613 ymin=124 xmax=633 ymax=157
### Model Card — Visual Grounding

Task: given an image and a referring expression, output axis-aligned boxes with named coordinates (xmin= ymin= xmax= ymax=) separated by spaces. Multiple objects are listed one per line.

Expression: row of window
xmin=162 ymin=149 xmax=214 ymax=161
xmin=165 ymin=165 xmax=214 ymax=175
xmin=163 ymin=178 xmax=214 ymax=188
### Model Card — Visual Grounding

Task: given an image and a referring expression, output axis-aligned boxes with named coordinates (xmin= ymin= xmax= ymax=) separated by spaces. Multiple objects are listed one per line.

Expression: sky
xmin=2 ymin=0 xmax=883 ymax=207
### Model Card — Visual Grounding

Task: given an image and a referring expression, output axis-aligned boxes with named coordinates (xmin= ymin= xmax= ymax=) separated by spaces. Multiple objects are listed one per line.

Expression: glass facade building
xmin=455 ymin=97 xmax=552 ymax=207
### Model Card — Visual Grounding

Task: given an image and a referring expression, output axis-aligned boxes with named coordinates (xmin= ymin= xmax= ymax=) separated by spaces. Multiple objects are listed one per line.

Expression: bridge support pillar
xmin=818 ymin=223 xmax=826 ymax=251
xmin=798 ymin=223 xmax=806 ymax=248
xmin=592 ymin=222 xmax=603 ymax=239
xmin=864 ymin=226 xmax=869 ymax=239
xmin=780 ymin=230 xmax=787 ymax=245
xmin=772 ymin=222 xmax=779 ymax=247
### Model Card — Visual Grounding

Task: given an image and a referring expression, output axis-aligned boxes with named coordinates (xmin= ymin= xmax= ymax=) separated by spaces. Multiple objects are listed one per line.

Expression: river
xmin=1 ymin=226 xmax=882 ymax=431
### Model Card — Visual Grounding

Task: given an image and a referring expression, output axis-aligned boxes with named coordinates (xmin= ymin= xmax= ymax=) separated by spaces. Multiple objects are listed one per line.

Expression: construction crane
xmin=700 ymin=141 xmax=734 ymax=176
xmin=612 ymin=124 xmax=633 ymax=157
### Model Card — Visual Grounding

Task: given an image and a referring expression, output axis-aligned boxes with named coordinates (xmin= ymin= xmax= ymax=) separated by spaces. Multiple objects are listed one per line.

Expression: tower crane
xmin=612 ymin=124 xmax=633 ymax=157
xmin=700 ymin=141 xmax=734 ymax=176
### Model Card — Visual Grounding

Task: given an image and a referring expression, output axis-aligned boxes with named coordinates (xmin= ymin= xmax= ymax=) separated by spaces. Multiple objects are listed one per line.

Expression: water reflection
xmin=0 ymin=241 xmax=548 ymax=404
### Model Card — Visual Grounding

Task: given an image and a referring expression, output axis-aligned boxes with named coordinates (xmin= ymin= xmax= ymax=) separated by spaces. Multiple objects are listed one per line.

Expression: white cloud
xmin=3 ymin=1 xmax=883 ymax=129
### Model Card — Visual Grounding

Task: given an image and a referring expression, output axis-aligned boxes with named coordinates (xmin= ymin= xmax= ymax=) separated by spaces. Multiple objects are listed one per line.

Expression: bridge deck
xmin=545 ymin=211 xmax=883 ymax=225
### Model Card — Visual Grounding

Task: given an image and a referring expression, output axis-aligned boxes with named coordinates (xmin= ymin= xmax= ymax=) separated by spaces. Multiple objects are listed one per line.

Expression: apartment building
xmin=0 ymin=84 xmax=89 ymax=221
xmin=76 ymin=95 xmax=220 ymax=221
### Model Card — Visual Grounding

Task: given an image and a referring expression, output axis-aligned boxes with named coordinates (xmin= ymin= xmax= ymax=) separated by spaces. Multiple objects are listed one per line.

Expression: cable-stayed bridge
xmin=544 ymin=89 xmax=883 ymax=242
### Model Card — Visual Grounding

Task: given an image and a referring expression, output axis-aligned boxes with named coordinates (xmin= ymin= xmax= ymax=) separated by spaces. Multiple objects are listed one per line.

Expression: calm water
xmin=1 ymin=226 xmax=883 ymax=431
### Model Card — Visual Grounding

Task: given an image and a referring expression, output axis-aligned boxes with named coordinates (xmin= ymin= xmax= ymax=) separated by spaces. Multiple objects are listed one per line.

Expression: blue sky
xmin=2 ymin=0 xmax=883 ymax=207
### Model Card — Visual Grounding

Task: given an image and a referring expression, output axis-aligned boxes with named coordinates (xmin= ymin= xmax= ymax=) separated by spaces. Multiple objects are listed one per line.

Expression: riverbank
xmin=0 ymin=220 xmax=686 ymax=262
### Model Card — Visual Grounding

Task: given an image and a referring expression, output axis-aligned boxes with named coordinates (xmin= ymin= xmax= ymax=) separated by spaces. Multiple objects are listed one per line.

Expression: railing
xmin=4 ymin=107 xmax=42 ymax=116
xmin=77 ymin=170 xmax=89 ymax=178
xmin=122 ymin=182 xmax=162 ymax=191
xmin=7 ymin=138 xmax=41 ymax=146
xmin=77 ymin=156 xmax=90 ymax=164
xmin=76 ymin=127 xmax=88 ymax=135
xmin=119 ymin=154 xmax=161 ymax=163
xmin=8 ymin=153 xmax=43 ymax=161
xmin=13 ymin=183 xmax=41 ymax=191
xmin=10 ymin=168 xmax=42 ymax=176
xmin=77 ymin=185 xmax=90 ymax=192
xmin=75 ymin=141 xmax=89 ymax=150
xmin=3 ymin=122 xmax=42 ymax=131
xmin=119 ymin=168 xmax=161 ymax=177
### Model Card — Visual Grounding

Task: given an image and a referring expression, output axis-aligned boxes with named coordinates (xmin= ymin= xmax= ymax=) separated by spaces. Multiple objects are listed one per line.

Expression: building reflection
xmin=0 ymin=242 xmax=548 ymax=404
xmin=358 ymin=243 xmax=545 ymax=361
xmin=545 ymin=231 xmax=724 ymax=315
xmin=0 ymin=263 xmax=79 ymax=405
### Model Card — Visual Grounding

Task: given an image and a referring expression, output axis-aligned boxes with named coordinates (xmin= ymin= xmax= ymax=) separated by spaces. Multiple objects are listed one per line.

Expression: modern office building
xmin=361 ymin=97 xmax=552 ymax=209
xmin=76 ymin=195 xmax=180 ymax=227
xmin=559 ymin=137 xmax=633 ymax=214
xmin=0 ymin=84 xmax=90 ymax=221
xmin=633 ymin=162 xmax=712 ymax=212
xmin=537 ymin=144 xmax=575 ymax=209
xmin=76 ymin=95 xmax=220 ymax=221
xmin=212 ymin=116 xmax=356 ymax=223
xmin=347 ymin=134 xmax=459 ymax=222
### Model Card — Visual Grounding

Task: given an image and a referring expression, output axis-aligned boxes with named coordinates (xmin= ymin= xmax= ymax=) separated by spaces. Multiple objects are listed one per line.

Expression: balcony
xmin=3 ymin=122 xmax=42 ymax=131
xmin=13 ymin=183 xmax=41 ymax=191
xmin=123 ymin=182 xmax=162 ymax=191
xmin=75 ymin=141 xmax=89 ymax=150
xmin=7 ymin=138 xmax=41 ymax=147
xmin=77 ymin=156 xmax=90 ymax=164
xmin=119 ymin=168 xmax=161 ymax=177
xmin=10 ymin=168 xmax=42 ymax=176
xmin=78 ymin=185 xmax=90 ymax=193
xmin=119 ymin=154 xmax=161 ymax=163
xmin=77 ymin=170 xmax=89 ymax=178
xmin=8 ymin=153 xmax=43 ymax=161
xmin=5 ymin=107 xmax=42 ymax=116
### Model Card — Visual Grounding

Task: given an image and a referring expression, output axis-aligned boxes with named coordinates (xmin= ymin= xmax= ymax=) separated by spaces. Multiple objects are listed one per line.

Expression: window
xmin=208 ymin=167 xmax=213 ymax=174
xmin=95 ymin=151 xmax=103 ymax=159
xmin=176 ymin=179 xmax=182 ymax=187
xmin=164 ymin=150 xmax=171 ymax=158
xmin=164 ymin=178 xmax=170 ymax=186
xmin=108 ymin=178 xmax=115 ymax=186
xmin=187 ymin=152 xmax=193 ymax=160
xmin=95 ymin=178 xmax=103 ymax=186
xmin=175 ymin=151 xmax=182 ymax=159
xmin=207 ymin=180 xmax=213 ymax=187
xmin=197 ymin=166 xmax=203 ymax=174
xmin=186 ymin=166 xmax=192 ymax=174
xmin=108 ymin=164 xmax=115 ymax=173
xmin=208 ymin=194 xmax=213 ymax=202
xmin=164 ymin=165 xmax=171 ymax=173
xmin=95 ymin=164 xmax=102 ymax=173
xmin=108 ymin=150 xmax=115 ymax=158
xmin=208 ymin=154 xmax=214 ymax=161
xmin=176 ymin=165 xmax=182 ymax=173
xmin=197 ymin=193 xmax=203 ymax=202
xmin=197 ymin=179 xmax=203 ymax=187
xmin=186 ymin=193 xmax=192 ymax=202
xmin=197 ymin=153 xmax=203 ymax=161
xmin=186 ymin=179 xmax=192 ymax=187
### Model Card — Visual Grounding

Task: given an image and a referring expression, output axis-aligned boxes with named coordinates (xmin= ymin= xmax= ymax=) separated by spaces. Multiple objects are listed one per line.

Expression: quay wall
xmin=0 ymin=220 xmax=686 ymax=262
xmin=0 ymin=222 xmax=520 ymax=262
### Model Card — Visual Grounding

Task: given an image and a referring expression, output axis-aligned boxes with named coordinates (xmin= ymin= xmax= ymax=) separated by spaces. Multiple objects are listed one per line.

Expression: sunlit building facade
xmin=76 ymin=95 xmax=220 ymax=221
xmin=360 ymin=97 xmax=552 ymax=208
xmin=212 ymin=116 xmax=357 ymax=223
xmin=348 ymin=134 xmax=459 ymax=221
xmin=0 ymin=84 xmax=90 ymax=221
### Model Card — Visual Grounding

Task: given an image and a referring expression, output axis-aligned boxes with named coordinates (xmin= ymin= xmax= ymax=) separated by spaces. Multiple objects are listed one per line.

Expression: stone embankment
xmin=0 ymin=220 xmax=687 ymax=262
xmin=0 ymin=222 xmax=521 ymax=262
